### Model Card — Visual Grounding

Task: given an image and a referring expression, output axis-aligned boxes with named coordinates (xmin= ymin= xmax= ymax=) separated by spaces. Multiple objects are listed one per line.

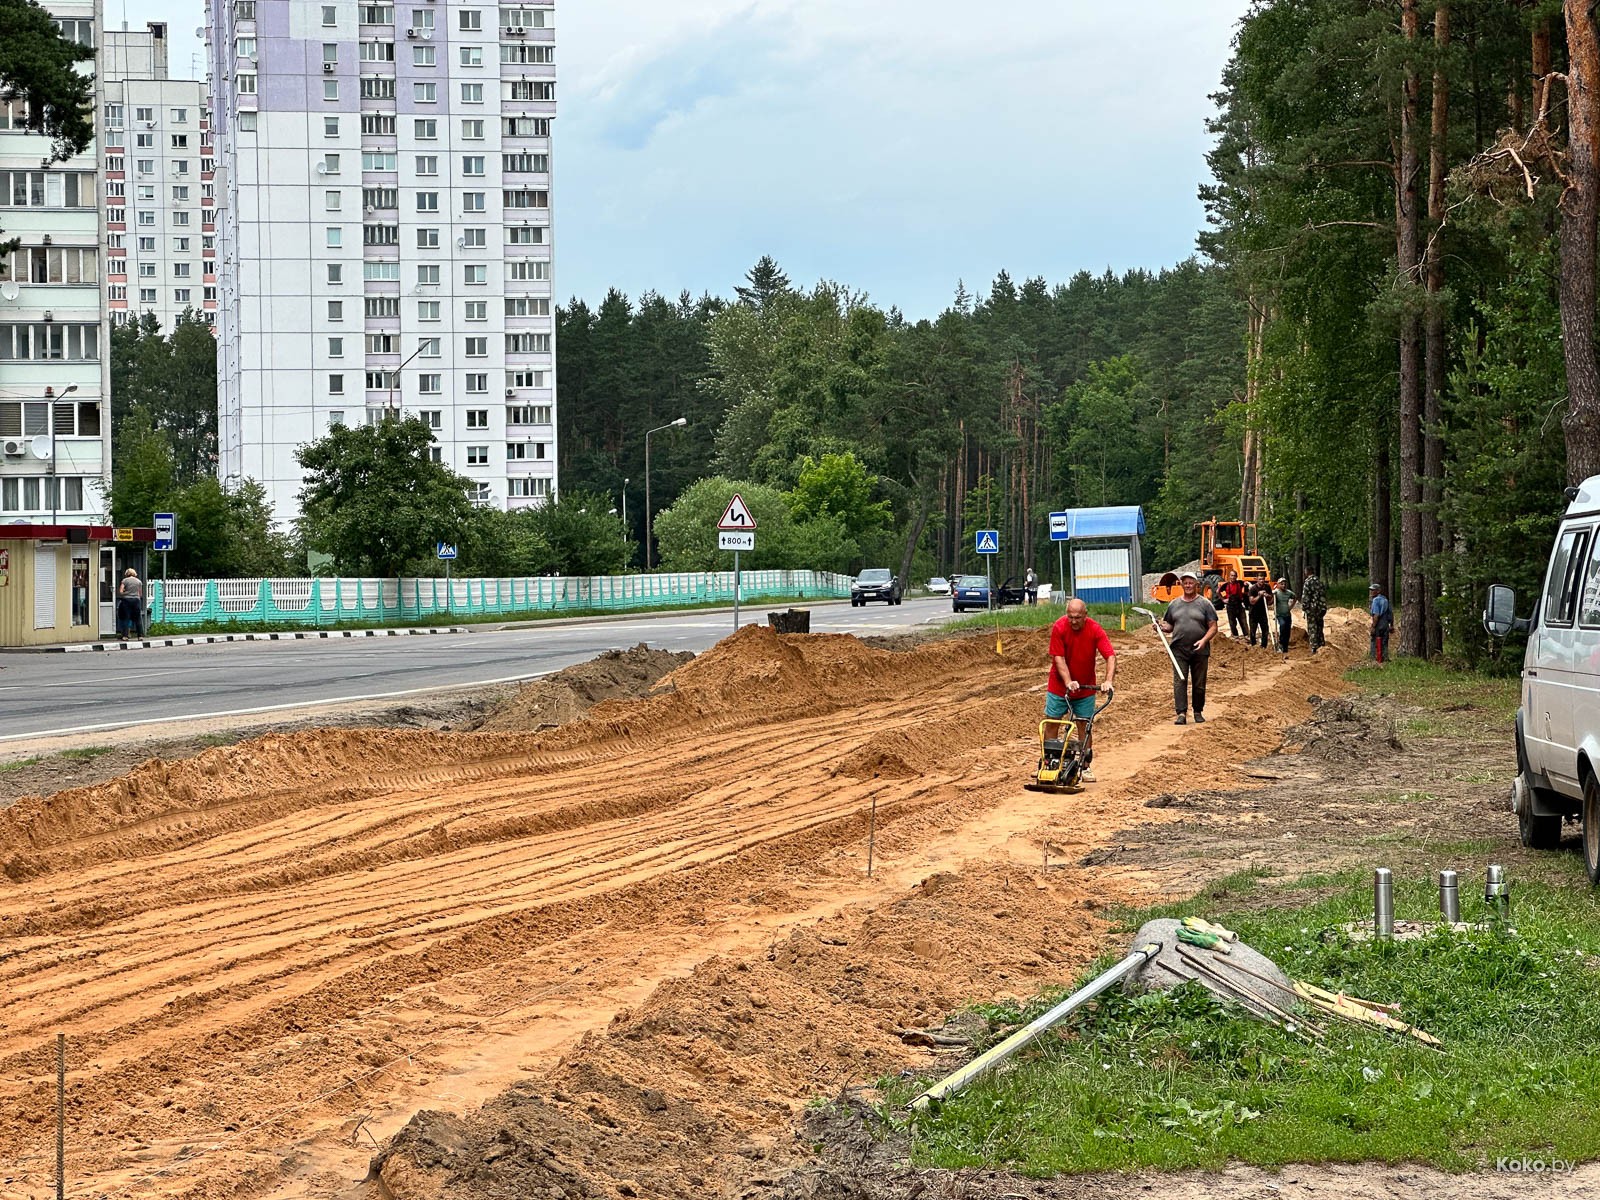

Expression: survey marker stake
xmin=908 ymin=943 xmax=1163 ymax=1111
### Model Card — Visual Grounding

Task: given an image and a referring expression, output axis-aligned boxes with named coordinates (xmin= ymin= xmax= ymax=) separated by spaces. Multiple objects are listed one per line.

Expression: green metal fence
xmin=150 ymin=570 xmax=853 ymax=627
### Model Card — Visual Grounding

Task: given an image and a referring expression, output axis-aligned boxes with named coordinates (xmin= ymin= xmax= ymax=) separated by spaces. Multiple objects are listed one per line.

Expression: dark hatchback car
xmin=851 ymin=568 xmax=903 ymax=606
xmin=952 ymin=575 xmax=1026 ymax=613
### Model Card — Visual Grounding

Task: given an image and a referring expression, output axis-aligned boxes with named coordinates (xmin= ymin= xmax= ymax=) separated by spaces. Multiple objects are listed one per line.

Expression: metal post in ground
xmin=56 ymin=1032 xmax=65 ymax=1200
xmin=733 ymin=549 xmax=740 ymax=632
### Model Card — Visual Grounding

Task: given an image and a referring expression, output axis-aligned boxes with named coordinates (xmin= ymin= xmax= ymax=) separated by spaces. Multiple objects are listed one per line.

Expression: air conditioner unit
xmin=505 ymin=388 xmax=514 ymax=398
xmin=144 ymin=120 xmax=157 ymax=128
xmin=405 ymin=28 xmax=417 ymax=37
xmin=1 ymin=439 xmax=24 ymax=457
xmin=323 ymin=62 xmax=336 ymax=72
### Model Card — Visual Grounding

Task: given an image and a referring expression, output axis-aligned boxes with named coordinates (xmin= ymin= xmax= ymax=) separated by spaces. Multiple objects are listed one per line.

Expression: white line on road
xmin=0 ymin=669 xmax=557 ymax=743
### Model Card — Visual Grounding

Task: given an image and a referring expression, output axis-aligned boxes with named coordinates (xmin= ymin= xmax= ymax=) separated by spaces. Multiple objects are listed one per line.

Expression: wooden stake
xmin=867 ymin=795 xmax=877 ymax=878
xmin=56 ymin=1033 xmax=65 ymax=1200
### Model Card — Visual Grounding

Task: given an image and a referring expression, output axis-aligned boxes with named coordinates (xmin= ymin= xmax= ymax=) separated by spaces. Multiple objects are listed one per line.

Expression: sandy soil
xmin=0 ymin=609 xmax=1556 ymax=1200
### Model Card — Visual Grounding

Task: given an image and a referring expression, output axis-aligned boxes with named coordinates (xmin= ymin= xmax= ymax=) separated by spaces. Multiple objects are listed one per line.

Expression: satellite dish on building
xmin=0 ymin=283 xmax=18 ymax=302
xmin=30 ymin=435 xmax=51 ymax=459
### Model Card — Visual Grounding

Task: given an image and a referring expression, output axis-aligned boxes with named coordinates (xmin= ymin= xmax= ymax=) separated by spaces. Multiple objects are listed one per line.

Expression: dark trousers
xmin=1276 ymin=615 xmax=1292 ymax=653
xmin=1248 ymin=605 xmax=1268 ymax=646
xmin=1173 ymin=647 xmax=1209 ymax=716
xmin=1306 ymin=609 xmax=1325 ymax=651
xmin=1226 ymin=601 xmax=1246 ymax=638
xmin=116 ymin=598 xmax=140 ymax=637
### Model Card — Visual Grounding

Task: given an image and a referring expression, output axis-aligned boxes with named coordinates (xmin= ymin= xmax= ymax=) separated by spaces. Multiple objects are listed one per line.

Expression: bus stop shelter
xmin=1060 ymin=506 xmax=1145 ymax=604
xmin=0 ymin=525 xmax=155 ymax=646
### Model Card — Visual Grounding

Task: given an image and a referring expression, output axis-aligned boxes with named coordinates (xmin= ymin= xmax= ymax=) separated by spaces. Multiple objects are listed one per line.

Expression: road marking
xmin=0 ymin=670 xmax=558 ymax=743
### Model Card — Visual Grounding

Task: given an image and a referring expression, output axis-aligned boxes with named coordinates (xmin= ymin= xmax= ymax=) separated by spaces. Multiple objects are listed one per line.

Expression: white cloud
xmin=130 ymin=0 xmax=1248 ymax=315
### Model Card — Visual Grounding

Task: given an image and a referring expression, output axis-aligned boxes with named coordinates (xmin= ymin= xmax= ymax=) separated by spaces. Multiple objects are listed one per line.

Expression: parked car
xmin=995 ymin=576 xmax=1028 ymax=607
xmin=851 ymin=568 xmax=902 ymax=606
xmin=926 ymin=576 xmax=951 ymax=595
xmin=951 ymin=574 xmax=992 ymax=613
xmin=1485 ymin=475 xmax=1600 ymax=883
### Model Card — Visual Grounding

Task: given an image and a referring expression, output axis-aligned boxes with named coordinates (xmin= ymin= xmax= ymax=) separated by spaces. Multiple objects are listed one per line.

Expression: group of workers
xmin=1042 ymin=571 xmax=1394 ymax=786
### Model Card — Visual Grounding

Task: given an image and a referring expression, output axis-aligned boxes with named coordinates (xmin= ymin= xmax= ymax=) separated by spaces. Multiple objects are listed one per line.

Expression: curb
xmin=56 ymin=627 xmax=474 ymax=653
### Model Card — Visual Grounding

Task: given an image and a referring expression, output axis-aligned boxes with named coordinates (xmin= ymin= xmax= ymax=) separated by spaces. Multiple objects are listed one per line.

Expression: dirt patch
xmin=472 ymin=643 xmax=693 ymax=732
xmin=1 ymin=607 xmax=1539 ymax=1200
xmin=1282 ymin=694 xmax=1404 ymax=761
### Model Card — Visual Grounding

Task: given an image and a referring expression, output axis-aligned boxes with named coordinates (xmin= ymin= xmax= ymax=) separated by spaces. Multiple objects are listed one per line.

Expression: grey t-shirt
xmin=1163 ymin=595 xmax=1217 ymax=655
xmin=119 ymin=576 xmax=143 ymax=601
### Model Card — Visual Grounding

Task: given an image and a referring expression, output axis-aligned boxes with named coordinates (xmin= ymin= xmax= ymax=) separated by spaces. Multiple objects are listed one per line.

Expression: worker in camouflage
xmin=1302 ymin=570 xmax=1328 ymax=653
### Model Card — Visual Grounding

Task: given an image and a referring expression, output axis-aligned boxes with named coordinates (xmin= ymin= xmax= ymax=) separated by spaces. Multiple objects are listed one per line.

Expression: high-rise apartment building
xmin=0 ymin=1 xmax=110 ymax=524
xmin=101 ymin=23 xmax=216 ymax=332
xmin=208 ymin=0 xmax=558 ymax=524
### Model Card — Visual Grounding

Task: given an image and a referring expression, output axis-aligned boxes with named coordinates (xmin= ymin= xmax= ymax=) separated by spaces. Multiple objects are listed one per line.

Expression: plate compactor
xmin=1026 ymin=689 xmax=1112 ymax=794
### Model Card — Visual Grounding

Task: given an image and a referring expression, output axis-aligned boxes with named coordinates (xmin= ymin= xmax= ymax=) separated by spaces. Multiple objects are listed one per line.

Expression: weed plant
xmin=888 ymin=870 xmax=1600 ymax=1173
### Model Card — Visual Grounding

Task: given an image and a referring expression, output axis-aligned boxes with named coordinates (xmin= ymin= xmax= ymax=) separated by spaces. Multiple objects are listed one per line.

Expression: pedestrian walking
xmin=1160 ymin=570 xmax=1218 ymax=725
xmin=1369 ymin=582 xmax=1393 ymax=663
xmin=1025 ymin=566 xmax=1038 ymax=606
xmin=116 ymin=567 xmax=144 ymax=639
xmin=1273 ymin=578 xmax=1296 ymax=655
xmin=1247 ymin=579 xmax=1271 ymax=648
xmin=1302 ymin=570 xmax=1327 ymax=653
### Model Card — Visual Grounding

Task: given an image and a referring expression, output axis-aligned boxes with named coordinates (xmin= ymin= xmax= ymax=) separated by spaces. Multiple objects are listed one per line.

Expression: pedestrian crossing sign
xmin=975 ymin=529 xmax=999 ymax=555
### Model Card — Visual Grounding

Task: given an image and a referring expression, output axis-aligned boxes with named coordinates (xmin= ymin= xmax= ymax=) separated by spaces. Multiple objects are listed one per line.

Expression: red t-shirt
xmin=1047 ymin=615 xmax=1115 ymax=699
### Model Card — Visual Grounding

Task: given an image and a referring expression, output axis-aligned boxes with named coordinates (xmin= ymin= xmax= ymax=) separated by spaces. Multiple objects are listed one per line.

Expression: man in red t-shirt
xmin=1046 ymin=598 xmax=1117 ymax=781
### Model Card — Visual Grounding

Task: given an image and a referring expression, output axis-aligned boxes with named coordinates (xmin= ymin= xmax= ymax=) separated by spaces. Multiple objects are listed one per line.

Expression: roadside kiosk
xmin=0 ymin=524 xmax=155 ymax=646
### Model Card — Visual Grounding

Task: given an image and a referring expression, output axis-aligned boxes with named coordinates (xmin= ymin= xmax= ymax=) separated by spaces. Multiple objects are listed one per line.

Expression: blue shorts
xmin=1045 ymin=693 xmax=1096 ymax=720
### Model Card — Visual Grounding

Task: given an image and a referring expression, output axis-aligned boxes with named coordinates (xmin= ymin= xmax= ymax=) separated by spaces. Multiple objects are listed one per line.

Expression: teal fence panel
xmin=150 ymin=570 xmax=852 ymax=628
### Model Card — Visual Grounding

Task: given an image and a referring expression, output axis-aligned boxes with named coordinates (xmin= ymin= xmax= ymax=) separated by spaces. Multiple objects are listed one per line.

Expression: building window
xmin=105 ymin=103 xmax=124 ymax=127
xmin=462 ymin=192 xmax=485 ymax=212
xmin=365 ymin=296 xmax=399 ymax=317
xmin=327 ymin=264 xmax=343 ymax=284
xmin=416 ymin=227 xmax=438 ymax=248
xmin=416 ymin=191 xmax=438 ymax=212
xmin=412 ymin=45 xmax=435 ymax=66
xmin=358 ymin=41 xmax=395 ymax=62
xmin=329 ymin=410 xmax=345 ymax=427
xmin=329 ymin=337 xmax=344 ymax=357
xmin=360 ymin=113 xmax=395 ymax=135
xmin=500 ymin=6 xmax=551 ymax=29
xmin=414 ymin=154 xmax=438 ymax=175
xmin=504 ymin=189 xmax=548 ymax=209
xmin=172 ymin=185 xmax=190 ymax=201
xmin=417 ymin=300 xmax=440 ymax=320
xmin=460 ymin=83 xmax=483 ymax=103
xmin=171 ymin=107 xmax=189 ymax=123
xmin=502 ymin=152 xmax=548 ymax=173
xmin=237 ymin=72 xmax=257 ymax=94
xmin=506 ymin=369 xmax=548 ymax=389
xmin=329 ymin=373 xmax=345 ymax=394
xmin=363 ymin=222 xmax=400 ymax=245
xmin=459 ymin=46 xmax=482 ymax=66
xmin=364 ymin=261 xmax=400 ymax=281
xmin=506 ymin=404 xmax=552 ymax=424
xmin=322 ymin=4 xmax=337 ymax=25
xmin=362 ymin=151 xmax=398 ymax=171
xmin=172 ymin=211 xmax=190 ymax=225
xmin=366 ymin=333 xmax=398 ymax=353
xmin=416 ymin=264 xmax=439 ymax=285
xmin=464 ymin=336 xmax=488 ymax=356
xmin=463 ymin=264 xmax=486 ymax=285
xmin=411 ymin=9 xmax=434 ymax=28
xmin=464 ymin=300 xmax=487 ymax=320
xmin=419 ymin=337 xmax=440 ymax=357
xmin=418 ymin=374 xmax=442 ymax=394
xmin=506 ymin=226 xmax=543 ymax=245
xmin=329 ymin=299 xmax=344 ymax=320
xmin=466 ymin=409 xmax=489 ymax=428
xmin=326 ymin=189 xmax=342 ymax=210
xmin=459 ymin=9 xmax=482 ymax=29
xmin=139 ymin=287 xmax=157 ymax=303
xmin=508 ymin=477 xmax=552 ymax=498
xmin=413 ymin=82 xmax=436 ymax=102
xmin=360 ymin=77 xmax=397 ymax=100
xmin=323 ymin=152 xmax=341 ymax=174
xmin=325 ymin=116 xmax=339 ymax=137
xmin=136 ymin=106 xmax=155 ymax=122
xmin=173 ymin=263 xmax=191 ymax=278
xmin=461 ymin=155 xmax=485 ymax=176
xmin=461 ymin=228 xmax=486 ymax=247
xmin=323 ymin=80 xmax=339 ymax=101
xmin=420 ymin=409 xmax=442 ymax=428
xmin=323 ymin=42 xmax=339 ymax=63
xmin=466 ymin=445 xmax=488 ymax=465
xmin=414 ymin=118 xmax=437 ymax=139
xmin=461 ymin=118 xmax=485 ymax=139
xmin=465 ymin=372 xmax=489 ymax=392
xmin=359 ymin=4 xmax=394 ymax=22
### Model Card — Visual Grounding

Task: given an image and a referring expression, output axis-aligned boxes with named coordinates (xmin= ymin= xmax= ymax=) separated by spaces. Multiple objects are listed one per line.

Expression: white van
xmin=1485 ymin=478 xmax=1600 ymax=883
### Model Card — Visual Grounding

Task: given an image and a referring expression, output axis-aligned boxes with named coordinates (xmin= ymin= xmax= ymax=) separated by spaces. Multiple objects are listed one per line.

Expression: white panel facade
xmin=209 ymin=0 xmax=559 ymax=525
xmin=0 ymin=1 xmax=111 ymax=524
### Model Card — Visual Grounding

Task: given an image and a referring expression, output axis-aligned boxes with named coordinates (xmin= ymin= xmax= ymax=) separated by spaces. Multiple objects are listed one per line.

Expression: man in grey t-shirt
xmin=1161 ymin=570 xmax=1219 ymax=725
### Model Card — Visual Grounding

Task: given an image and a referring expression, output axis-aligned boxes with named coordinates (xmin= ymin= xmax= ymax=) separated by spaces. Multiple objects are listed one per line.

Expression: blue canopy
xmin=1065 ymin=506 xmax=1146 ymax=539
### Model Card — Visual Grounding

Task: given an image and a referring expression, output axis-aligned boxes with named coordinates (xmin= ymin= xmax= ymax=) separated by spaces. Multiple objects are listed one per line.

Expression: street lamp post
xmin=643 ymin=419 xmax=687 ymax=571
xmin=46 ymin=383 xmax=79 ymax=524
xmin=622 ymin=477 xmax=628 ymax=531
xmin=387 ymin=339 xmax=433 ymax=419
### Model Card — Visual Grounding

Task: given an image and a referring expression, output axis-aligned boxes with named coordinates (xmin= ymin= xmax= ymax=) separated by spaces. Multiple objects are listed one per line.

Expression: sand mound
xmin=475 ymin=643 xmax=693 ymax=732
xmin=1283 ymin=695 xmax=1403 ymax=761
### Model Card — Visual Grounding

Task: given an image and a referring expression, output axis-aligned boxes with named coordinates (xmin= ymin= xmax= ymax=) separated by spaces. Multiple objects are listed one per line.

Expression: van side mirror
xmin=1483 ymin=584 xmax=1527 ymax=637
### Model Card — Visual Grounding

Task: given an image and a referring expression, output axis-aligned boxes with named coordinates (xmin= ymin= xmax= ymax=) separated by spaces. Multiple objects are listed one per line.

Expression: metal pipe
xmin=1374 ymin=868 xmax=1394 ymax=939
xmin=908 ymin=942 xmax=1162 ymax=1112
xmin=1130 ymin=606 xmax=1186 ymax=680
xmin=1438 ymin=870 xmax=1459 ymax=923
xmin=1485 ymin=864 xmax=1510 ymax=923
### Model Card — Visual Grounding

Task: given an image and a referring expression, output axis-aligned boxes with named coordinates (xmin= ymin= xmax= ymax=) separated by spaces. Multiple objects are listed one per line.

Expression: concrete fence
xmin=148 ymin=570 xmax=853 ymax=627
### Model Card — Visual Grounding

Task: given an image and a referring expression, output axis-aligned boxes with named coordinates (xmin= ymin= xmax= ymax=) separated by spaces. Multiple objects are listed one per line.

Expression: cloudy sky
xmin=128 ymin=0 xmax=1246 ymax=319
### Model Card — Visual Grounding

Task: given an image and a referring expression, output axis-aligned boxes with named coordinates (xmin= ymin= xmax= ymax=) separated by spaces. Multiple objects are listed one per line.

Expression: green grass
xmin=57 ymin=747 xmax=111 ymax=761
xmin=0 ymin=757 xmax=43 ymax=773
xmin=943 ymin=601 xmax=1135 ymax=636
xmin=885 ymin=870 xmax=1600 ymax=1173
xmin=145 ymin=590 xmax=844 ymax=637
xmin=1347 ymin=659 xmax=1521 ymax=741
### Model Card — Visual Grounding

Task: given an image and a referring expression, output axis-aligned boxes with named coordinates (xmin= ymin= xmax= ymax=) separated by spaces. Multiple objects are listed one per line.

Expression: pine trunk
xmin=1562 ymin=0 xmax=1600 ymax=484
xmin=1422 ymin=2 xmax=1449 ymax=658
xmin=1397 ymin=0 xmax=1426 ymax=658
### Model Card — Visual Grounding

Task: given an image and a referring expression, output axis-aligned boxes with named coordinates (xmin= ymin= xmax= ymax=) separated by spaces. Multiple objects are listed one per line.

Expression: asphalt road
xmin=0 ymin=596 xmax=971 ymax=741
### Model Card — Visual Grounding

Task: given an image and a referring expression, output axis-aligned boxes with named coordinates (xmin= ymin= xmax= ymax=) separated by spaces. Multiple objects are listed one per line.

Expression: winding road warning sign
xmin=718 ymin=493 xmax=757 ymax=530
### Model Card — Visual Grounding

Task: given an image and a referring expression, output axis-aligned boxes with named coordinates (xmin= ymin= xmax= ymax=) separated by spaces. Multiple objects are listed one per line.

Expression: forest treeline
xmin=562 ymin=0 xmax=1600 ymax=666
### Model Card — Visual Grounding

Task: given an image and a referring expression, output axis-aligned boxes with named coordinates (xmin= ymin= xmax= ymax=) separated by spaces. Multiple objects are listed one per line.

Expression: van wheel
xmin=1585 ymin=774 xmax=1600 ymax=886
xmin=1519 ymin=802 xmax=1562 ymax=850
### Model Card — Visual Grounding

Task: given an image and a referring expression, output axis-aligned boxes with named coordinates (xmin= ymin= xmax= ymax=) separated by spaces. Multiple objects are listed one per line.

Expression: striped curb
xmin=57 ymin=627 xmax=474 ymax=652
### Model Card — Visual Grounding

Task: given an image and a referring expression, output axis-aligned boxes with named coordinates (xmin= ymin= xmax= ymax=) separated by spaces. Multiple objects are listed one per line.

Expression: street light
xmin=622 ymin=477 xmax=629 ymax=530
xmin=644 ymin=418 xmax=687 ymax=571
xmin=45 ymin=383 xmax=78 ymax=524
xmin=386 ymin=339 xmax=433 ymax=418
